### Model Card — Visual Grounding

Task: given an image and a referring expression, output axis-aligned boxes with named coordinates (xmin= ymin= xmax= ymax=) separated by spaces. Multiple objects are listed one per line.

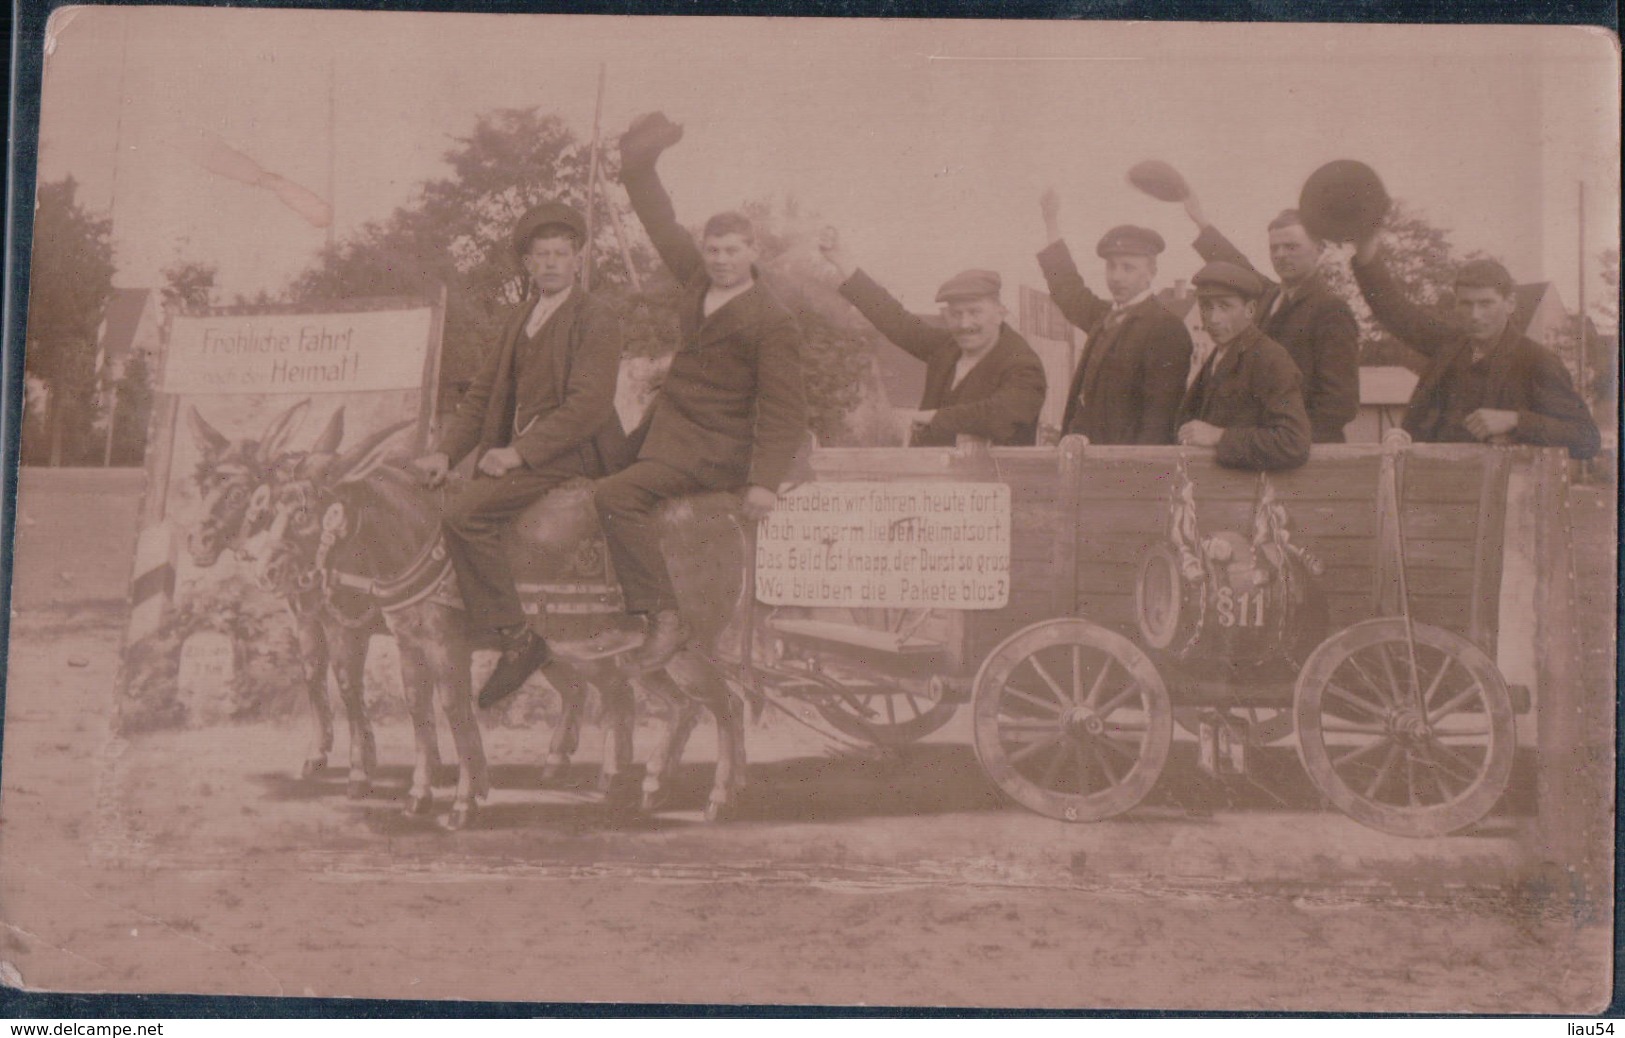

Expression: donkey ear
xmin=186 ymin=406 xmax=230 ymax=458
xmin=257 ymin=398 xmax=311 ymax=462
xmin=329 ymin=419 xmax=416 ymax=486
xmin=308 ymin=406 xmax=345 ymax=456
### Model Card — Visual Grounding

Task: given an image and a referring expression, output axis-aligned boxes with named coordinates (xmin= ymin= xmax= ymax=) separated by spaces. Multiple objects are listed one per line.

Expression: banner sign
xmin=163 ymin=307 xmax=434 ymax=395
xmin=755 ymin=481 xmax=1011 ymax=609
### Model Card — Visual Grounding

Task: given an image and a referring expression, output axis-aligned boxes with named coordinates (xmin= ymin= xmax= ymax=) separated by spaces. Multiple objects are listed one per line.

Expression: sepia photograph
xmin=1 ymin=7 xmax=1619 ymax=1012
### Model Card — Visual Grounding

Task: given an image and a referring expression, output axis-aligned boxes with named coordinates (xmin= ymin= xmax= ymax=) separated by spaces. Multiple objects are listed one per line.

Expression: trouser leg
xmin=442 ymin=464 xmax=576 ymax=632
xmin=593 ymin=460 xmax=707 ymax=615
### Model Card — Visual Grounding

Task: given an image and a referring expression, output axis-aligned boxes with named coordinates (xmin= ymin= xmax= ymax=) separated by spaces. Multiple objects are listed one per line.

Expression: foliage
xmin=24 ymin=176 xmax=116 ymax=465
xmin=160 ymin=258 xmax=219 ymax=312
xmin=1595 ymin=247 xmax=1619 ymax=334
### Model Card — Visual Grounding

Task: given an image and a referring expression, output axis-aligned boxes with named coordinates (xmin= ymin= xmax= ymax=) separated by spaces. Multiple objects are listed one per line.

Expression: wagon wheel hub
xmin=1062 ymin=706 xmax=1106 ymax=739
xmin=1386 ymin=708 xmax=1430 ymax=744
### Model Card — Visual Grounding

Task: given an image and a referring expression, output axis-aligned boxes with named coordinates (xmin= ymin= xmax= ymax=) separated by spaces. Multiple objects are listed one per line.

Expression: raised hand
xmin=618 ymin=111 xmax=685 ymax=173
xmin=1040 ymin=187 xmax=1061 ymax=243
xmin=818 ymin=226 xmax=854 ymax=279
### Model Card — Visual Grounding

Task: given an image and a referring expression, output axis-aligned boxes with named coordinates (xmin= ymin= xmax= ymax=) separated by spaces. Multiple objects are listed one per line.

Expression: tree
xmin=24 ymin=176 xmax=115 ymax=465
xmin=160 ymin=258 xmax=218 ymax=312
xmin=1319 ymin=200 xmax=1474 ymax=372
xmin=1595 ymin=247 xmax=1619 ymax=334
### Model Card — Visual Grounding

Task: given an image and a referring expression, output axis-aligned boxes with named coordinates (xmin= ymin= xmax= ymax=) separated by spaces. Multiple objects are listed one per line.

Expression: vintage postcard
xmin=2 ymin=8 xmax=1618 ymax=1010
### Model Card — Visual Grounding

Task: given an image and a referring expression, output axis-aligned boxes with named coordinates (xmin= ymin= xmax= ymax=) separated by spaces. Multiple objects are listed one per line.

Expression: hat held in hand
xmin=619 ymin=112 xmax=685 ymax=173
xmin=1298 ymin=159 xmax=1391 ymax=242
xmin=1127 ymin=160 xmax=1190 ymax=203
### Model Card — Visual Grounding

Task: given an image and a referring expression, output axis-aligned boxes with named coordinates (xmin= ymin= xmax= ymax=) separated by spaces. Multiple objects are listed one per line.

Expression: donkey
xmin=255 ymin=422 xmax=487 ymax=828
xmin=184 ymin=401 xmax=381 ymax=793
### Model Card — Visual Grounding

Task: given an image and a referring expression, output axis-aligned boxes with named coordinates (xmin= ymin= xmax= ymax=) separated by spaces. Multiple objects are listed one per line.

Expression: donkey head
xmin=185 ymin=400 xmax=345 ymax=568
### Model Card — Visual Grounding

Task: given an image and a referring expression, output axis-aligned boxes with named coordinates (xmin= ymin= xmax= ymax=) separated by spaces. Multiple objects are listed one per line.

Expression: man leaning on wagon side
xmin=1176 ymin=261 xmax=1312 ymax=471
xmin=1035 ymin=189 xmax=1192 ymax=445
xmin=819 ymin=228 xmax=1046 ymax=447
xmin=600 ymin=111 xmax=809 ymax=673
xmin=1350 ymin=234 xmax=1600 ymax=459
xmin=411 ymin=202 xmax=626 ymax=709
xmin=1180 ymin=189 xmax=1360 ymax=443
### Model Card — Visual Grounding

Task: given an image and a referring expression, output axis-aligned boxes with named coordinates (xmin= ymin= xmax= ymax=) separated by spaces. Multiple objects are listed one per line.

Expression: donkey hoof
xmin=445 ymin=801 xmax=478 ymax=831
xmin=640 ymin=786 xmax=671 ymax=813
xmin=704 ymin=797 xmax=737 ymax=824
xmin=404 ymin=792 xmax=434 ymax=817
xmin=300 ymin=757 xmax=328 ymax=780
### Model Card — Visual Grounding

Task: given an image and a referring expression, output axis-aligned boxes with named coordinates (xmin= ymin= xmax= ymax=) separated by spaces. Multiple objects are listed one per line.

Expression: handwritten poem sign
xmin=755 ymin=482 xmax=1011 ymax=609
xmin=163 ymin=307 xmax=433 ymax=395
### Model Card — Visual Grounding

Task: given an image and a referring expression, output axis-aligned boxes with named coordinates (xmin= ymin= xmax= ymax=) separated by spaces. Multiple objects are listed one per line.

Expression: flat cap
xmin=936 ymin=269 xmax=1002 ymax=303
xmin=1454 ymin=258 xmax=1516 ymax=297
xmin=1192 ymin=261 xmax=1265 ymax=300
xmin=1298 ymin=160 xmax=1391 ymax=243
xmin=1096 ymin=225 xmax=1166 ymax=258
xmin=512 ymin=202 xmax=587 ymax=257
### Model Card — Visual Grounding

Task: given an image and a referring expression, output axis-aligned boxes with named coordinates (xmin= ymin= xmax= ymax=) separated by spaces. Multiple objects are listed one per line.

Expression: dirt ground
xmin=0 ymin=467 xmax=1614 ymax=1011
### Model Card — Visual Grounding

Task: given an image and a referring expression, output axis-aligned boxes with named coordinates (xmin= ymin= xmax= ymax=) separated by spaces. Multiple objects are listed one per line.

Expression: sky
xmin=31 ymin=10 xmax=1622 ymax=316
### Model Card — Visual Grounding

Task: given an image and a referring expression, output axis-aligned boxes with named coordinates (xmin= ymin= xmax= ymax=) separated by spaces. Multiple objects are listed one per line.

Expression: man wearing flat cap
xmin=411 ymin=201 xmax=627 ymax=706
xmin=1035 ymin=190 xmax=1192 ymax=445
xmin=1351 ymin=235 xmax=1600 ymax=459
xmin=1178 ymin=189 xmax=1360 ymax=444
xmin=1176 ymin=261 xmax=1312 ymax=471
xmin=819 ymin=228 xmax=1046 ymax=447
xmin=603 ymin=112 xmax=809 ymax=672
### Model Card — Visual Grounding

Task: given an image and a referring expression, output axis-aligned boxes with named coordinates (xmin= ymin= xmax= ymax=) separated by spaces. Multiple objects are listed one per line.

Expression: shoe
xmin=623 ymin=610 xmax=690 ymax=673
xmin=477 ymin=627 xmax=553 ymax=709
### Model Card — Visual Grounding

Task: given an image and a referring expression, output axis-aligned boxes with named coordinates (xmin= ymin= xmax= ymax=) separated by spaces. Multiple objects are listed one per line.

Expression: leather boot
xmin=477 ymin=626 xmax=553 ymax=709
xmin=624 ymin=610 xmax=690 ymax=673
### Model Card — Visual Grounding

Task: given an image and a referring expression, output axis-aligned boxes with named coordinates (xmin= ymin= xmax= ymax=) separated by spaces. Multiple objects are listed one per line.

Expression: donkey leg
xmin=294 ymin=615 xmax=334 ymax=779
xmin=391 ymin=635 xmax=440 ymax=818
xmin=412 ymin=605 xmax=485 ymax=830
xmin=329 ymin=622 xmax=375 ymax=799
xmin=581 ymin=662 xmax=639 ymax=808
xmin=668 ymin=652 xmax=746 ymax=823
xmin=635 ymin=668 xmax=702 ymax=812
xmin=539 ymin=658 xmax=588 ymax=787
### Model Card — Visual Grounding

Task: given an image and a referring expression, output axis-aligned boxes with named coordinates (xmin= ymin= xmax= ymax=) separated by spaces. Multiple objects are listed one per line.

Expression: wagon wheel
xmin=1294 ymin=618 xmax=1515 ymax=838
xmin=972 ymin=618 xmax=1173 ymax=822
xmin=814 ymin=681 xmax=958 ymax=745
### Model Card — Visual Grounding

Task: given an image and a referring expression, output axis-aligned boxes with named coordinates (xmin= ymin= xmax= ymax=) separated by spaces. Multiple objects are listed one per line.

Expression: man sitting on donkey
xmin=411 ymin=201 xmax=626 ymax=708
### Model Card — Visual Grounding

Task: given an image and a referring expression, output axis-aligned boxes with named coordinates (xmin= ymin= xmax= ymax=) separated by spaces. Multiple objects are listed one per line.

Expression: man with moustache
xmin=1180 ymin=189 xmax=1360 ymax=443
xmin=1177 ymin=261 xmax=1312 ymax=471
xmin=818 ymin=227 xmax=1046 ymax=447
xmin=411 ymin=202 xmax=626 ymax=707
xmin=1349 ymin=234 xmax=1599 ymax=458
xmin=601 ymin=111 xmax=808 ymax=672
xmin=1035 ymin=189 xmax=1192 ymax=444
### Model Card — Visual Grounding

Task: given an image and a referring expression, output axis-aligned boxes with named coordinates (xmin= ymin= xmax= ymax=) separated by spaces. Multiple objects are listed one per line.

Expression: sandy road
xmin=0 ymin=467 xmax=1613 ymax=1010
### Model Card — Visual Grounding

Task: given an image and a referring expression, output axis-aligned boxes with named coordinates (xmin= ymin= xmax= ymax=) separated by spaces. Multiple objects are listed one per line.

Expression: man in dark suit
xmin=1350 ymin=237 xmax=1599 ymax=459
xmin=1035 ymin=190 xmax=1192 ymax=444
xmin=1181 ymin=191 xmax=1360 ymax=443
xmin=411 ymin=202 xmax=626 ymax=707
xmin=1177 ymin=262 xmax=1312 ymax=471
xmin=602 ymin=111 xmax=808 ymax=671
xmin=817 ymin=228 xmax=1046 ymax=447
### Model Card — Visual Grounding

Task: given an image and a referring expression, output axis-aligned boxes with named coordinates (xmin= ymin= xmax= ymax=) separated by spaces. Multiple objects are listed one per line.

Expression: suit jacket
xmin=1353 ymin=255 xmax=1600 ymax=459
xmin=438 ymin=288 xmax=626 ymax=476
xmin=838 ymin=270 xmax=1046 ymax=447
xmin=1178 ymin=326 xmax=1312 ymax=471
xmin=1193 ymin=225 xmax=1360 ymax=443
xmin=621 ymin=166 xmax=808 ymax=490
xmin=1036 ymin=239 xmax=1192 ymax=445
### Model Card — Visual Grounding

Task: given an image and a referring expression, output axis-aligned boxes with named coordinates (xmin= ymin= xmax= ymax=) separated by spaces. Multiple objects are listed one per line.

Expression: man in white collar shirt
xmin=819 ymin=227 xmax=1046 ymax=447
xmin=1036 ymin=190 xmax=1192 ymax=445
xmin=411 ymin=202 xmax=626 ymax=708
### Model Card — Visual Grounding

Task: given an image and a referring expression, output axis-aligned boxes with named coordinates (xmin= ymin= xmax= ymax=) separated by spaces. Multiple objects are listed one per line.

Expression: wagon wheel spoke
xmin=1090 ymin=738 xmax=1124 ymax=785
xmin=1331 ymin=736 xmax=1391 ymax=770
xmin=1419 ymin=739 xmax=1486 ymax=786
xmin=1318 ymin=722 xmax=1389 ymax=736
xmin=1361 ymin=742 xmax=1403 ymax=800
xmin=1095 ymin=682 xmax=1144 ymax=720
xmin=1427 ymin=685 xmax=1486 ymax=727
xmin=1098 ymin=733 xmax=1141 ymax=763
xmin=997 ymin=717 xmax=1067 ymax=734
xmin=1374 ymin=642 xmax=1420 ymax=709
xmin=1325 ymin=681 xmax=1388 ymax=721
xmin=1002 ymin=683 xmax=1064 ymax=717
xmin=1008 ymin=733 xmax=1065 ymax=764
xmin=1345 ymin=652 xmax=1399 ymax=710
xmin=1071 ymin=743 xmax=1095 ymax=794
xmin=882 ymin=692 xmax=897 ymax=727
xmin=1025 ymin=655 xmax=1071 ymax=706
xmin=1420 ymin=654 xmax=1459 ymax=714
xmin=1426 ymin=761 xmax=1455 ymax=802
xmin=1405 ymin=753 xmax=1419 ymax=806
xmin=1081 ymin=653 xmax=1115 ymax=709
xmin=1039 ymin=739 xmax=1070 ymax=790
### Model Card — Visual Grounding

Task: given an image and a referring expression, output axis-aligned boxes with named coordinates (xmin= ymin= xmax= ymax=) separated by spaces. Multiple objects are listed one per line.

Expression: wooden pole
xmin=1576 ymin=182 xmax=1588 ymax=404
xmin=597 ymin=164 xmax=643 ymax=293
xmin=582 ymin=63 xmax=606 ymax=292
